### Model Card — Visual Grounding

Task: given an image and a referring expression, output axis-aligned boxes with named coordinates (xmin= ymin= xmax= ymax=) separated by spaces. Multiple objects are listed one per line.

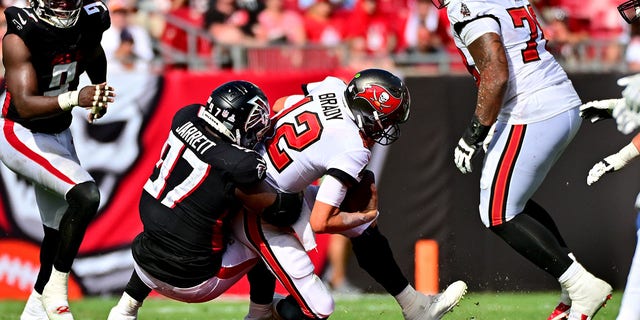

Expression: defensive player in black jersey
xmin=107 ymin=81 xmax=305 ymax=320
xmin=0 ymin=0 xmax=114 ymax=319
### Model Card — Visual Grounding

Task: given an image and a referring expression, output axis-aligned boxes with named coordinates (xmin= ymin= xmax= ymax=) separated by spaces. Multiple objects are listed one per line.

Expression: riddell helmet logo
xmin=355 ymin=84 xmax=403 ymax=115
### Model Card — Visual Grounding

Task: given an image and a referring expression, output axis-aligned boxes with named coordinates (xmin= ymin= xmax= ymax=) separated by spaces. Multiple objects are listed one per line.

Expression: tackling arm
xmin=586 ymin=131 xmax=640 ymax=185
xmin=235 ymin=181 xmax=302 ymax=227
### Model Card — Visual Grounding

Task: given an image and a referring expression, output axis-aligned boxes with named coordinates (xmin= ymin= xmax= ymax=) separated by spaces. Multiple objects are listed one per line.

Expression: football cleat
xmin=41 ymin=269 xmax=74 ymax=320
xmin=547 ymin=302 xmax=570 ymax=320
xmin=403 ymin=280 xmax=467 ymax=320
xmin=244 ymin=294 xmax=285 ymax=320
xmin=566 ymin=276 xmax=612 ymax=320
xmin=106 ymin=306 xmax=138 ymax=320
xmin=20 ymin=290 xmax=48 ymax=320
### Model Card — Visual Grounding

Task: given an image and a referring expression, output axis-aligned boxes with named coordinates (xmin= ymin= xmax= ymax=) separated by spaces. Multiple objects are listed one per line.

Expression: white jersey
xmin=447 ymin=0 xmax=582 ymax=124
xmin=261 ymin=76 xmax=371 ymax=193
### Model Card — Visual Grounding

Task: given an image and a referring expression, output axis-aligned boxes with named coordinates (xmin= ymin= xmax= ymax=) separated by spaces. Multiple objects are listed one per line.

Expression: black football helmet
xmin=198 ymin=80 xmax=271 ymax=149
xmin=30 ymin=0 xmax=83 ymax=28
xmin=344 ymin=69 xmax=411 ymax=145
xmin=618 ymin=0 xmax=640 ymax=24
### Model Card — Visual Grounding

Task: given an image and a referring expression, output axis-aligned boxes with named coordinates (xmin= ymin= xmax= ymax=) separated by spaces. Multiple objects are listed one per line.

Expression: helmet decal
xmin=245 ymin=95 xmax=270 ymax=140
xmin=355 ymin=84 xmax=403 ymax=115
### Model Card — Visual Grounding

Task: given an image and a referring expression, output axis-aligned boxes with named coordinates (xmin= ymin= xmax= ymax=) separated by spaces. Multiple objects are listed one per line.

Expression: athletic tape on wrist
xmin=619 ymin=143 xmax=640 ymax=163
xmin=58 ymin=91 xmax=80 ymax=111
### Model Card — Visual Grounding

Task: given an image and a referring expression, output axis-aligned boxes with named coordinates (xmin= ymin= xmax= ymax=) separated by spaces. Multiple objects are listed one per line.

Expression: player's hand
xmin=482 ymin=122 xmax=496 ymax=153
xmin=454 ymin=138 xmax=478 ymax=174
xmin=612 ymin=100 xmax=640 ymax=134
xmin=79 ymin=82 xmax=115 ymax=123
xmin=618 ymin=74 xmax=640 ymax=113
xmin=454 ymin=115 xmax=490 ymax=174
xmin=587 ymin=153 xmax=629 ymax=185
xmin=579 ymin=99 xmax=617 ymax=123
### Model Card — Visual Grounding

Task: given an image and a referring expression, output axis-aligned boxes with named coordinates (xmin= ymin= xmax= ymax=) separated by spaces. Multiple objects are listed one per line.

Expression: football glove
xmin=587 ymin=143 xmax=640 ymax=185
xmin=579 ymin=99 xmax=617 ymax=123
xmin=612 ymin=100 xmax=640 ymax=134
xmin=618 ymin=74 xmax=640 ymax=113
xmin=454 ymin=115 xmax=490 ymax=174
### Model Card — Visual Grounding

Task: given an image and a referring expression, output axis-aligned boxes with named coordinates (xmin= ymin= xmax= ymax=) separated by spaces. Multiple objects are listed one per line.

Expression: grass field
xmin=0 ymin=291 xmax=623 ymax=320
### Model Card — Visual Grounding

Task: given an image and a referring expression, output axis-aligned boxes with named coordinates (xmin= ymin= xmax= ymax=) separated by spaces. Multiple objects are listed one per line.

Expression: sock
xmin=559 ymin=261 xmax=586 ymax=289
xmin=247 ymin=263 xmax=276 ymax=304
xmin=116 ymin=292 xmax=142 ymax=314
xmin=351 ymin=225 xmax=409 ymax=296
xmin=394 ymin=285 xmax=421 ymax=310
xmin=124 ymin=271 xmax=151 ymax=303
xmin=489 ymin=211 xmax=573 ymax=278
xmin=246 ymin=300 xmax=272 ymax=318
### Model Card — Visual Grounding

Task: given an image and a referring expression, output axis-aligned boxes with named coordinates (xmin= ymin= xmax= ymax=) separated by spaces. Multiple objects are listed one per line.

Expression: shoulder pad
xmin=5 ymin=7 xmax=38 ymax=37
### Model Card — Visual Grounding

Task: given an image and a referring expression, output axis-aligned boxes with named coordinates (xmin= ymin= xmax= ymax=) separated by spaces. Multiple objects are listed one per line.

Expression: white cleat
xmin=20 ymin=290 xmax=48 ymax=320
xmin=107 ymin=292 xmax=142 ymax=320
xmin=566 ymin=276 xmax=612 ymax=320
xmin=426 ymin=281 xmax=467 ymax=319
xmin=403 ymin=280 xmax=467 ymax=320
xmin=244 ymin=294 xmax=285 ymax=320
xmin=41 ymin=268 xmax=74 ymax=320
xmin=107 ymin=306 xmax=138 ymax=320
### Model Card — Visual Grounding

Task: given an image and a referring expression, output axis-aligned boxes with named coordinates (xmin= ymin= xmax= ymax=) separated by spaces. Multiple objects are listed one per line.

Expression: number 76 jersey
xmin=261 ymin=76 xmax=371 ymax=194
xmin=447 ymin=0 xmax=581 ymax=124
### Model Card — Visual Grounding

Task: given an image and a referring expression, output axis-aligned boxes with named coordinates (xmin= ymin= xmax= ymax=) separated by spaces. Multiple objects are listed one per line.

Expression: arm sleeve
xmin=315 ymin=174 xmax=348 ymax=207
xmin=458 ymin=16 xmax=501 ymax=45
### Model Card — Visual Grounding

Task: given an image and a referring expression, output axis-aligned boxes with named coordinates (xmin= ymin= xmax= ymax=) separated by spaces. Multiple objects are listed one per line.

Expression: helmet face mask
xmin=32 ymin=0 xmax=83 ymax=28
xmin=618 ymin=0 xmax=640 ymax=24
xmin=199 ymin=81 xmax=271 ymax=150
xmin=345 ymin=69 xmax=411 ymax=146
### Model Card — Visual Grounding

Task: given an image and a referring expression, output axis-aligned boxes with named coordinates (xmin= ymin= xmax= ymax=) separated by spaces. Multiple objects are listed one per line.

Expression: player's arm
xmin=309 ymin=173 xmax=378 ymax=234
xmin=467 ymin=29 xmax=508 ymax=127
xmin=2 ymin=34 xmax=114 ymax=119
xmin=85 ymin=45 xmax=108 ymax=84
xmin=235 ymin=181 xmax=302 ymax=227
xmin=586 ymin=131 xmax=640 ymax=185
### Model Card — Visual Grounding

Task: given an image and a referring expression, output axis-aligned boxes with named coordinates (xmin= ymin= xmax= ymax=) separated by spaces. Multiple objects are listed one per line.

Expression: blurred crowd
xmin=0 ymin=0 xmax=638 ymax=72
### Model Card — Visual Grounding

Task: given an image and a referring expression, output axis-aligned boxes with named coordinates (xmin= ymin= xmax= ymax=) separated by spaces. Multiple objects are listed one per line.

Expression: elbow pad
xmin=261 ymin=192 xmax=303 ymax=227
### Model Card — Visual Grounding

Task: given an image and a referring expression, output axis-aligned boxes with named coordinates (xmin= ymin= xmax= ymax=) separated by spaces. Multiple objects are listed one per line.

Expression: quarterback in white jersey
xmin=431 ymin=0 xmax=612 ymax=319
xmin=242 ymin=69 xmax=468 ymax=320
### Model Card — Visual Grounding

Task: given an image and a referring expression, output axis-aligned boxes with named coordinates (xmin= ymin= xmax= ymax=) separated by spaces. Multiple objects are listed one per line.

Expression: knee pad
xmin=66 ymin=181 xmax=100 ymax=223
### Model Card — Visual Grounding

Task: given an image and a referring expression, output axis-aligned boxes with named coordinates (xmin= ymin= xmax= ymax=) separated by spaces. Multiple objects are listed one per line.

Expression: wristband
xmin=617 ymin=142 xmax=640 ymax=165
xmin=57 ymin=91 xmax=80 ymax=111
xmin=462 ymin=115 xmax=491 ymax=146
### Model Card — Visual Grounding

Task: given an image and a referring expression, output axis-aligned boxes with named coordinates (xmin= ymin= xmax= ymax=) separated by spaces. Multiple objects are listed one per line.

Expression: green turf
xmin=0 ymin=291 xmax=622 ymax=320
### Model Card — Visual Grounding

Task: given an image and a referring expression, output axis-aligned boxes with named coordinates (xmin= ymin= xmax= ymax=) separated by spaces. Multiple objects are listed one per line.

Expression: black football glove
xmin=454 ymin=115 xmax=490 ymax=174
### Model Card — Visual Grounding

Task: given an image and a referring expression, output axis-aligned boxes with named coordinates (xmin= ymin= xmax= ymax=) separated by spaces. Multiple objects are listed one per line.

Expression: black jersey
xmin=133 ymin=104 xmax=267 ymax=288
xmin=2 ymin=0 xmax=110 ymax=133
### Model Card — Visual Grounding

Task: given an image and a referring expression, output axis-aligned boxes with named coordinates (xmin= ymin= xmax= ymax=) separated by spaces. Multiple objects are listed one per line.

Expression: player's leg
xmin=107 ymin=270 xmax=151 ymax=320
xmin=350 ymin=223 xmax=466 ymax=320
xmin=239 ymin=210 xmax=334 ymax=320
xmin=616 ymin=212 xmax=640 ymax=320
xmin=480 ymin=109 xmax=611 ymax=319
xmin=0 ymin=126 xmax=97 ymax=320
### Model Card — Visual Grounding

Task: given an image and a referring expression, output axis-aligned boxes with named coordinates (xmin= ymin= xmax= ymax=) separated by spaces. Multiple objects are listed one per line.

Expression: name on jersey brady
xmin=318 ymin=93 xmax=343 ymax=120
xmin=175 ymin=121 xmax=216 ymax=154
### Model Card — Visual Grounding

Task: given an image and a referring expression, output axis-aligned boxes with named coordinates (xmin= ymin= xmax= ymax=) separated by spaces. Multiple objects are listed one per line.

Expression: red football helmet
xmin=618 ymin=0 xmax=640 ymax=24
xmin=344 ymin=69 xmax=411 ymax=145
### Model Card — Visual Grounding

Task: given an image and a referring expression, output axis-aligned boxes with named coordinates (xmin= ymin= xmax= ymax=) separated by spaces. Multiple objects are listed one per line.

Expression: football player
xmin=569 ymin=2 xmax=640 ymax=319
xmin=106 ymin=80 xmax=324 ymax=320
xmin=0 ymin=0 xmax=115 ymax=319
xmin=243 ymin=68 xmax=467 ymax=320
xmin=431 ymin=0 xmax=613 ymax=319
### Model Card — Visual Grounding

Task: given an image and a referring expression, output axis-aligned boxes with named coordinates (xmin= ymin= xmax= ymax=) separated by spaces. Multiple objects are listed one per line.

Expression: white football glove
xmin=612 ymin=99 xmax=640 ymax=134
xmin=579 ymin=99 xmax=617 ymax=123
xmin=454 ymin=138 xmax=477 ymax=174
xmin=618 ymin=74 xmax=640 ymax=113
xmin=482 ymin=122 xmax=497 ymax=153
xmin=587 ymin=143 xmax=640 ymax=185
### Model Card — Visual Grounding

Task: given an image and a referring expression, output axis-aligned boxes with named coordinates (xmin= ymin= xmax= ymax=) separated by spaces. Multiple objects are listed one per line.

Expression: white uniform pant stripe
xmin=479 ymin=108 xmax=581 ymax=227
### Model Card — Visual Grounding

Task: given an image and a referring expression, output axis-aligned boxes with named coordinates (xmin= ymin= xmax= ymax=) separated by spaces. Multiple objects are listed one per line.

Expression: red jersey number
xmin=507 ymin=5 xmax=545 ymax=63
xmin=267 ymin=97 xmax=323 ymax=172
